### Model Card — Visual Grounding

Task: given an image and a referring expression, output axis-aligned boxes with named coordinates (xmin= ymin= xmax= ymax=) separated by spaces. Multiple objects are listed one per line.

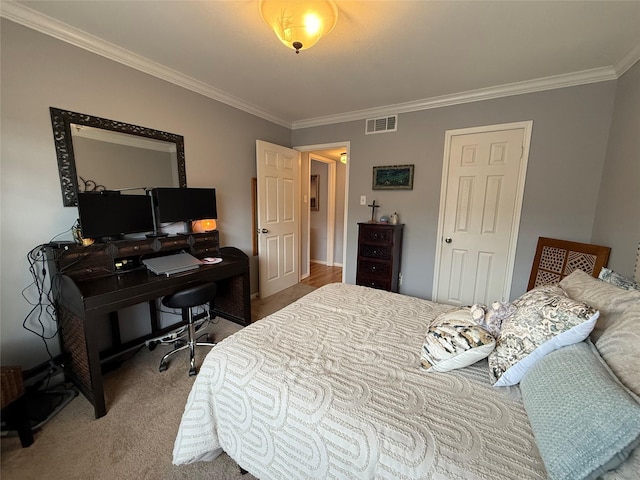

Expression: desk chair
xmin=160 ymin=282 xmax=217 ymax=376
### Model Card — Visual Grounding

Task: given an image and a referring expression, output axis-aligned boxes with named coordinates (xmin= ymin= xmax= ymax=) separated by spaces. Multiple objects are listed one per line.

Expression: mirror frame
xmin=50 ymin=107 xmax=187 ymax=206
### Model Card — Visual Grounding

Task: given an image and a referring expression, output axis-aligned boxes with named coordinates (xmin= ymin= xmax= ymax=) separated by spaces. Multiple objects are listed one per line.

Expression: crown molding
xmin=0 ymin=1 xmax=291 ymax=129
xmin=291 ymin=66 xmax=619 ymax=129
xmin=3 ymin=1 xmax=634 ymax=132
xmin=614 ymin=44 xmax=640 ymax=77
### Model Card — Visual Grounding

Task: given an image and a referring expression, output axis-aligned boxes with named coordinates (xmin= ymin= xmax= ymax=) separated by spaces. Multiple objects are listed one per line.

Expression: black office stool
xmin=159 ymin=282 xmax=217 ymax=376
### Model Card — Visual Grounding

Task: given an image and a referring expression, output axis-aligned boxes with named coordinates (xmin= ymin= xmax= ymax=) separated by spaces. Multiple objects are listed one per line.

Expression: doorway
xmin=433 ymin=121 xmax=532 ymax=305
xmin=295 ymin=142 xmax=350 ymax=284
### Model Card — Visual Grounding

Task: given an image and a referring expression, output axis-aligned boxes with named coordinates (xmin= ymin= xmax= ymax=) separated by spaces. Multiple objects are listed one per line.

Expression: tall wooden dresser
xmin=356 ymin=222 xmax=404 ymax=292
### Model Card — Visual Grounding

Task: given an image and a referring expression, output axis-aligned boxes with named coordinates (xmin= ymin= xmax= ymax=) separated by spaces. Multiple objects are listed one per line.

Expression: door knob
xmin=445 ymin=237 xmax=452 ymax=243
xmin=261 ymin=228 xmax=269 ymax=233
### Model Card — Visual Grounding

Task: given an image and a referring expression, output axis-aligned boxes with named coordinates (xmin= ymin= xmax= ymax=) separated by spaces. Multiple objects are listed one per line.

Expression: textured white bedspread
xmin=173 ymin=283 xmax=546 ymax=479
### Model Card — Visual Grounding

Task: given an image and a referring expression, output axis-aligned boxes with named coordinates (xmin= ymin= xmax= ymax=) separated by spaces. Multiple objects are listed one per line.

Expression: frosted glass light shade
xmin=259 ymin=0 xmax=338 ymax=53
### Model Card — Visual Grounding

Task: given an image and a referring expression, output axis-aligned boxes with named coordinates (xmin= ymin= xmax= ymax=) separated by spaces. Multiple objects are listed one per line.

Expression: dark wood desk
xmin=47 ymin=234 xmax=250 ymax=418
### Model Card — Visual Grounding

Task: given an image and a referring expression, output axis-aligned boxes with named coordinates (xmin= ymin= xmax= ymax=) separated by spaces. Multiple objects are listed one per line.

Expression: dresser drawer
xmin=359 ymin=244 xmax=392 ymax=260
xmin=357 ymin=259 xmax=391 ymax=277
xmin=356 ymin=276 xmax=391 ymax=291
xmin=359 ymin=226 xmax=394 ymax=245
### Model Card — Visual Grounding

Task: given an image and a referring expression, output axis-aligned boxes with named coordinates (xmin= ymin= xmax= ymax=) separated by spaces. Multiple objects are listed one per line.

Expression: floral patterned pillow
xmin=488 ymin=285 xmax=599 ymax=386
xmin=598 ymin=267 xmax=640 ymax=291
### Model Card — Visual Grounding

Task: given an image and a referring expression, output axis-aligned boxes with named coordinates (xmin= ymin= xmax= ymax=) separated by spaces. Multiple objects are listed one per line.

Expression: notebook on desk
xmin=142 ymin=252 xmax=202 ymax=276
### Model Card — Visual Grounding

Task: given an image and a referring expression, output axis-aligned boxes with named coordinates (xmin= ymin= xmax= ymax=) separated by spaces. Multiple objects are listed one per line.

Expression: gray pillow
xmin=595 ymin=301 xmax=640 ymax=397
xmin=559 ymin=269 xmax=640 ymax=340
xmin=520 ymin=341 xmax=640 ymax=480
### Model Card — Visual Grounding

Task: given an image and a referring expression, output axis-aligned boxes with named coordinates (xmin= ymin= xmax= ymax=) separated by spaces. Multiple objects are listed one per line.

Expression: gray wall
xmin=0 ymin=20 xmax=289 ymax=368
xmin=591 ymin=61 xmax=640 ymax=278
xmin=2 ymin=17 xmax=635 ymax=370
xmin=293 ymin=81 xmax=618 ymax=301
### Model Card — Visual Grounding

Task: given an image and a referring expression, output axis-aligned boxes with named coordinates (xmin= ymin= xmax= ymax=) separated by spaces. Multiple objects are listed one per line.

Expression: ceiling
xmin=2 ymin=1 xmax=640 ymax=130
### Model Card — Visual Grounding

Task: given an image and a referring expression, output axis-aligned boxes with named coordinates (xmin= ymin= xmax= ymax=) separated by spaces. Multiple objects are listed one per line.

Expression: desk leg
xmin=58 ymin=307 xmax=107 ymax=418
xmin=149 ymin=300 xmax=159 ymax=333
xmin=214 ymin=273 xmax=252 ymax=326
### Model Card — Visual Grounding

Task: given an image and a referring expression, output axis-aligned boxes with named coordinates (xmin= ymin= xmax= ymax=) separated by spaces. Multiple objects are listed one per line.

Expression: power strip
xmin=145 ymin=329 xmax=184 ymax=348
xmin=145 ymin=318 xmax=209 ymax=350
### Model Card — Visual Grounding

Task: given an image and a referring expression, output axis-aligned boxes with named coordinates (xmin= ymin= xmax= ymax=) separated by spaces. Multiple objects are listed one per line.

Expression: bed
xmin=173 ymin=262 xmax=640 ymax=479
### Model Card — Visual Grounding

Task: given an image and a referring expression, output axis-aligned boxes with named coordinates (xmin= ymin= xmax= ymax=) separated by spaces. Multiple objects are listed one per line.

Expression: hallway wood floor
xmin=251 ymin=263 xmax=342 ymax=322
xmin=300 ymin=262 xmax=343 ymax=288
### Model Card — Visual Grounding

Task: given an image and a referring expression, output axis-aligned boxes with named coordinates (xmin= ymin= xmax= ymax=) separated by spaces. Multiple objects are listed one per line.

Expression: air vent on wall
xmin=365 ymin=115 xmax=398 ymax=134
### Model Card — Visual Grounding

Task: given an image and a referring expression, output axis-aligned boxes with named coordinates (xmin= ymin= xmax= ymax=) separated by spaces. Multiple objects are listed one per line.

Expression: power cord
xmin=22 ymin=244 xmax=58 ymax=360
xmin=21 ymin=222 xmax=78 ymax=361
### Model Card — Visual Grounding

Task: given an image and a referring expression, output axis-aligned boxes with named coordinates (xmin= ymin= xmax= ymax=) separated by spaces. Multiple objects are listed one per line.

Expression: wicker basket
xmin=1 ymin=366 xmax=24 ymax=409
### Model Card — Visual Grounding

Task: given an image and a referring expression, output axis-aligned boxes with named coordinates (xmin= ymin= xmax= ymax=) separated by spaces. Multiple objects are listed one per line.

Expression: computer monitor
xmin=151 ymin=187 xmax=218 ymax=224
xmin=77 ymin=191 xmax=155 ymax=241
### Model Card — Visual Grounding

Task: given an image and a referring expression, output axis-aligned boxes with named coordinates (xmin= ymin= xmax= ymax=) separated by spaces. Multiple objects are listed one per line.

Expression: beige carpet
xmin=1 ymin=283 xmax=317 ymax=480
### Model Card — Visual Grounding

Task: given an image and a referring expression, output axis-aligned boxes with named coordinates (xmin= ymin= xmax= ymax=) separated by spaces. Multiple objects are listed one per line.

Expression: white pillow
xmin=421 ymin=309 xmax=496 ymax=373
xmin=488 ymin=285 xmax=599 ymax=386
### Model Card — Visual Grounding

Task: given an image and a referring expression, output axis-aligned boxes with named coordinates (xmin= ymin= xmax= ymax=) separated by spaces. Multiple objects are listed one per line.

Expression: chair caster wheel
xmin=159 ymin=363 xmax=168 ymax=372
xmin=189 ymin=368 xmax=197 ymax=376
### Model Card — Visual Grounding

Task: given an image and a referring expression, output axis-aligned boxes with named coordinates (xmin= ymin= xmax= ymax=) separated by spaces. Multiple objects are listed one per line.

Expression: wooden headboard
xmin=528 ymin=237 xmax=611 ymax=290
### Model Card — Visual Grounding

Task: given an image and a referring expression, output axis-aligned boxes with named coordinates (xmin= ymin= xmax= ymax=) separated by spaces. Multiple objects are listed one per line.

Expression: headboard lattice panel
xmin=528 ymin=237 xmax=611 ymax=290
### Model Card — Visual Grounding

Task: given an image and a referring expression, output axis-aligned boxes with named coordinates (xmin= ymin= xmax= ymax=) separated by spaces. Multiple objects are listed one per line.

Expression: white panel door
xmin=256 ymin=140 xmax=299 ymax=299
xmin=434 ymin=122 xmax=532 ymax=306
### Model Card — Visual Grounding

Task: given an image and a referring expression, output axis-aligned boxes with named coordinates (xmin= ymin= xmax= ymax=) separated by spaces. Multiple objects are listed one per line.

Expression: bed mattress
xmin=173 ymin=283 xmax=546 ymax=479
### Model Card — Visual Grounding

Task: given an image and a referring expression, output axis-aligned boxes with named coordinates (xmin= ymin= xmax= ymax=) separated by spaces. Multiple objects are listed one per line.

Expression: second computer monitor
xmin=152 ymin=187 xmax=217 ymax=224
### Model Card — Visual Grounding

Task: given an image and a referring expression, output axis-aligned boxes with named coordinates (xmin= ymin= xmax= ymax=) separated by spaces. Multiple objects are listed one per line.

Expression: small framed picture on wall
xmin=372 ymin=164 xmax=414 ymax=190
xmin=310 ymin=174 xmax=319 ymax=211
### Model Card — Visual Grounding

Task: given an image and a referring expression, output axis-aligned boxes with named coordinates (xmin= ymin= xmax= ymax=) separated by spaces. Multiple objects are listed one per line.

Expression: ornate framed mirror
xmin=50 ymin=107 xmax=187 ymax=206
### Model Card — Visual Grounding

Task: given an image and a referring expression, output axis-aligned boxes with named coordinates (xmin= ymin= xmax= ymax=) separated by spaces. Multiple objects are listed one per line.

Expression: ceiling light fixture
xmin=259 ymin=0 xmax=338 ymax=54
xmin=340 ymin=152 xmax=347 ymax=164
